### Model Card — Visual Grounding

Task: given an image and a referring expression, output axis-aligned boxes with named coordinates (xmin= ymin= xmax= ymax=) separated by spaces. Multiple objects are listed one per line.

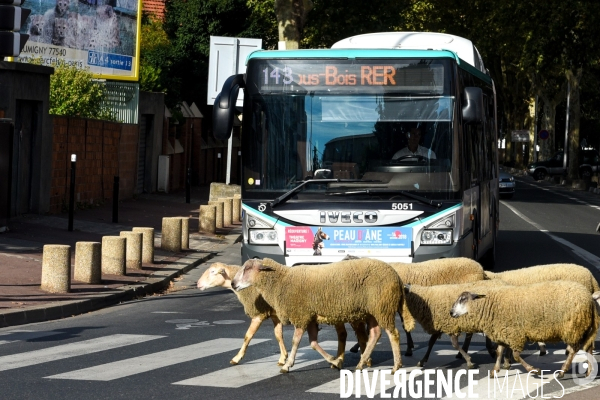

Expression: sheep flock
xmin=196 ymin=257 xmax=600 ymax=378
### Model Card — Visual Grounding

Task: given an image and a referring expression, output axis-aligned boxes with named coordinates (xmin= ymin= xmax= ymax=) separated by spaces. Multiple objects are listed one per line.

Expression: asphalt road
xmin=1 ymin=175 xmax=600 ymax=400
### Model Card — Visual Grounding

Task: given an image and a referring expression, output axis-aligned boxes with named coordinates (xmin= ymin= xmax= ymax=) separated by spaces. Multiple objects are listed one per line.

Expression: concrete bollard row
xmin=232 ymin=197 xmax=241 ymax=223
xmin=74 ymin=242 xmax=101 ymax=284
xmin=222 ymin=198 xmax=233 ymax=226
xmin=208 ymin=200 xmax=224 ymax=229
xmin=41 ymin=244 xmax=71 ymax=293
xmin=199 ymin=204 xmax=217 ymax=234
xmin=179 ymin=217 xmax=190 ymax=249
xmin=102 ymin=236 xmax=126 ymax=276
xmin=161 ymin=217 xmax=182 ymax=252
xmin=234 ymin=194 xmax=241 ymax=222
xmin=132 ymin=227 xmax=155 ymax=263
xmin=120 ymin=231 xmax=143 ymax=269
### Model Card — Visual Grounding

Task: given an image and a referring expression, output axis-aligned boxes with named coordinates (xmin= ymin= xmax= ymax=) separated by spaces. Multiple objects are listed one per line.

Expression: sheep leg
xmin=356 ymin=316 xmax=381 ymax=371
xmin=349 ymin=322 xmax=367 ymax=354
xmin=456 ymin=333 xmax=473 ymax=359
xmin=512 ymin=349 xmax=540 ymax=375
xmin=230 ymin=316 xmax=264 ymax=365
xmin=556 ymin=345 xmax=578 ymax=379
xmin=306 ymin=322 xmax=340 ymax=369
xmin=490 ymin=344 xmax=506 ymax=377
xmin=281 ymin=326 xmax=304 ymax=373
xmin=350 ymin=321 xmax=371 ymax=367
xmin=451 ymin=334 xmax=474 ymax=368
xmin=384 ymin=326 xmax=403 ymax=373
xmin=417 ymin=332 xmax=441 ymax=367
xmin=405 ymin=329 xmax=415 ymax=356
xmin=486 ymin=336 xmax=497 ymax=359
xmin=271 ymin=315 xmax=288 ymax=366
xmin=330 ymin=323 xmax=348 ymax=369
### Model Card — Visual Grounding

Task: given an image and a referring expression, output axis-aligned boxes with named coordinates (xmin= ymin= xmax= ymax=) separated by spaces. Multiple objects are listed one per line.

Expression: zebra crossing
xmin=0 ymin=328 xmax=593 ymax=398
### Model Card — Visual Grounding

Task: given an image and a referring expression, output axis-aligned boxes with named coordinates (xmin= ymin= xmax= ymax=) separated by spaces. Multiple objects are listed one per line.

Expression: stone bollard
xmin=222 ymin=198 xmax=233 ymax=226
xmin=41 ymin=245 xmax=71 ymax=293
xmin=199 ymin=205 xmax=217 ymax=234
xmin=132 ymin=227 xmax=155 ymax=264
xmin=232 ymin=197 xmax=241 ymax=223
xmin=178 ymin=217 xmax=190 ymax=249
xmin=234 ymin=193 xmax=242 ymax=221
xmin=101 ymin=236 xmax=126 ymax=276
xmin=208 ymin=200 xmax=224 ymax=229
xmin=74 ymin=242 xmax=101 ymax=284
xmin=161 ymin=217 xmax=182 ymax=252
xmin=120 ymin=231 xmax=143 ymax=269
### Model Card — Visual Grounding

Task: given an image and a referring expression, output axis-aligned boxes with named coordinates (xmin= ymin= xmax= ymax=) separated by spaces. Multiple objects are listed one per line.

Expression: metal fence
xmin=101 ymin=81 xmax=139 ymax=124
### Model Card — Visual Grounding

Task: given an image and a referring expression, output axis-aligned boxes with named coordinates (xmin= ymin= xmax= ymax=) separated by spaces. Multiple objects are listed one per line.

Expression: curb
xmin=0 ymin=232 xmax=242 ymax=329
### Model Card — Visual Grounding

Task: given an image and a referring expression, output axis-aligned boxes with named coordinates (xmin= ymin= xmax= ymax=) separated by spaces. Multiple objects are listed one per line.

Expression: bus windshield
xmin=242 ymin=59 xmax=459 ymax=201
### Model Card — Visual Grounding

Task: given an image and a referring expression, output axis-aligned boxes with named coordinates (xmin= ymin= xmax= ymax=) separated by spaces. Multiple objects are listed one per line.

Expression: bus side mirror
xmin=213 ymin=74 xmax=246 ymax=141
xmin=462 ymin=87 xmax=483 ymax=124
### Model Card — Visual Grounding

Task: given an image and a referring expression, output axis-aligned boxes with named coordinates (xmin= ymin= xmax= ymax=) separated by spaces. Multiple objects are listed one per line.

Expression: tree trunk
xmin=566 ymin=68 xmax=582 ymax=180
xmin=274 ymin=0 xmax=313 ymax=50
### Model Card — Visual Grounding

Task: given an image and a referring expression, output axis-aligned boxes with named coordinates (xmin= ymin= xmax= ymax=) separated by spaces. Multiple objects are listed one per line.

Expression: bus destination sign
xmin=255 ymin=61 xmax=445 ymax=92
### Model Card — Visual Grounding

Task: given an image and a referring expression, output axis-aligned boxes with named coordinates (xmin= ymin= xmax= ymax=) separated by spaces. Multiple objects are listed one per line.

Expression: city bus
xmin=213 ymin=32 xmax=499 ymax=268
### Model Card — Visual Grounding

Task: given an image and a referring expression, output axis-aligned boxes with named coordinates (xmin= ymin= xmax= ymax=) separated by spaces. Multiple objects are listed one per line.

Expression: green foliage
xmin=140 ymin=14 xmax=170 ymax=93
xmin=48 ymin=63 xmax=117 ymax=121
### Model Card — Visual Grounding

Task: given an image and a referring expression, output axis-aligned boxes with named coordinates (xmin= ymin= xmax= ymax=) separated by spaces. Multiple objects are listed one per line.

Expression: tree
xmin=49 ymin=63 xmax=116 ymax=121
xmin=139 ymin=13 xmax=171 ymax=93
xmin=274 ymin=0 xmax=312 ymax=49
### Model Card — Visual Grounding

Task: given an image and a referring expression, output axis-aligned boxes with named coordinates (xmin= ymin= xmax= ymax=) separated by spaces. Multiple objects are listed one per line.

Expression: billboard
xmin=16 ymin=0 xmax=141 ymax=81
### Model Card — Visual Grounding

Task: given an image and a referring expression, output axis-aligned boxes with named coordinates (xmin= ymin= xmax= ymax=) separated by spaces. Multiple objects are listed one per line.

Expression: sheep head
xmin=450 ymin=291 xmax=486 ymax=318
xmin=231 ymin=259 xmax=275 ymax=291
xmin=197 ymin=263 xmax=231 ymax=290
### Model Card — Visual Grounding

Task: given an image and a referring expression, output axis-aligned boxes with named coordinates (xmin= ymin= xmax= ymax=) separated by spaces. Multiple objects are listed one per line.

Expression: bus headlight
xmin=420 ymin=229 xmax=453 ymax=245
xmin=249 ymin=229 xmax=278 ymax=245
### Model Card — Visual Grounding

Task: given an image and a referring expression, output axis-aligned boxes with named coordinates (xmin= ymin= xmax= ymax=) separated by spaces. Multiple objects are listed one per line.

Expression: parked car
xmin=579 ymin=149 xmax=600 ymax=180
xmin=527 ymin=149 xmax=600 ymax=181
xmin=527 ymin=151 xmax=565 ymax=181
xmin=499 ymin=171 xmax=515 ymax=198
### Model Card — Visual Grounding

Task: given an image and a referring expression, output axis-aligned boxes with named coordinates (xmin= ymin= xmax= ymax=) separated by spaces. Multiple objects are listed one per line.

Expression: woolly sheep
xmin=232 ymin=257 xmax=415 ymax=373
xmin=348 ymin=257 xmax=488 ymax=357
xmin=450 ymin=281 xmax=599 ymax=377
xmin=197 ymin=263 xmax=287 ymax=366
xmin=403 ymin=280 xmax=506 ymax=368
xmin=483 ymin=263 xmax=600 ymax=356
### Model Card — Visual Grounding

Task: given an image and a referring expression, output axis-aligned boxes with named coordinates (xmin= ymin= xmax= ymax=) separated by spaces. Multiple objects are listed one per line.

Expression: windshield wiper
xmin=270 ymin=179 xmax=376 ymax=208
xmin=328 ymin=189 xmax=442 ymax=208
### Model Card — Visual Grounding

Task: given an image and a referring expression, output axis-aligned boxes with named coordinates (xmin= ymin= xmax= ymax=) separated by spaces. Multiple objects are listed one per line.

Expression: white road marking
xmin=173 ymin=340 xmax=355 ymax=387
xmin=0 ymin=330 xmax=62 ymax=345
xmin=46 ymin=338 xmax=268 ymax=381
xmin=0 ymin=334 xmax=164 ymax=372
xmin=502 ymin=201 xmax=600 ymax=269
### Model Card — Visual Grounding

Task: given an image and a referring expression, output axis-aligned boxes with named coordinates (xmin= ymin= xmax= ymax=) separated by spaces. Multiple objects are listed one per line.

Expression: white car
xmin=499 ymin=171 xmax=515 ymax=199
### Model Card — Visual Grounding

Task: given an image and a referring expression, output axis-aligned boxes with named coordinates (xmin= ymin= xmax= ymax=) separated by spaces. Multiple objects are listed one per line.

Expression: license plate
xmin=499 ymin=183 xmax=508 ymax=188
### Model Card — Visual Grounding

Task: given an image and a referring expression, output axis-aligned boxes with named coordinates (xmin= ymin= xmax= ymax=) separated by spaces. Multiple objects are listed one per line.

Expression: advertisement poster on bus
xmin=285 ymin=226 xmax=412 ymax=256
xmin=17 ymin=0 xmax=141 ymax=81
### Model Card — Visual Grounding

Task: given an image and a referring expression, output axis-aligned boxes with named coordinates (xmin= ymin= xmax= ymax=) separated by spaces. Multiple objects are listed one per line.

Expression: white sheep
xmin=347 ymin=257 xmax=489 ymax=358
xmin=232 ymin=257 xmax=415 ymax=373
xmin=197 ymin=263 xmax=288 ymax=366
xmin=483 ymin=263 xmax=600 ymax=356
xmin=450 ymin=281 xmax=599 ymax=377
xmin=403 ymin=280 xmax=506 ymax=368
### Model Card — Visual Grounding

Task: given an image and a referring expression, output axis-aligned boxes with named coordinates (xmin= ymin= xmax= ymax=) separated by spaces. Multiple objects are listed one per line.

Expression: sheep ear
xmin=217 ymin=268 xmax=226 ymax=275
xmin=403 ymin=284 xmax=411 ymax=293
xmin=470 ymin=293 xmax=485 ymax=300
xmin=258 ymin=265 xmax=275 ymax=271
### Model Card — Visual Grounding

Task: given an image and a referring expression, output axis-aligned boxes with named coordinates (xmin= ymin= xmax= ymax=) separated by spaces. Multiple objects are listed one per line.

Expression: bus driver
xmin=392 ymin=127 xmax=437 ymax=160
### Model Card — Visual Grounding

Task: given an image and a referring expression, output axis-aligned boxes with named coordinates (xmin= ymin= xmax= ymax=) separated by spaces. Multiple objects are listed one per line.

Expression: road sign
xmin=538 ymin=129 xmax=549 ymax=140
xmin=0 ymin=0 xmax=30 ymax=57
xmin=207 ymin=36 xmax=262 ymax=107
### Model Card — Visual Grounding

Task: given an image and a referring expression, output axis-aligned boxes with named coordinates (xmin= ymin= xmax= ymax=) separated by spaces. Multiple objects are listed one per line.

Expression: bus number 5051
xmin=392 ymin=203 xmax=412 ymax=210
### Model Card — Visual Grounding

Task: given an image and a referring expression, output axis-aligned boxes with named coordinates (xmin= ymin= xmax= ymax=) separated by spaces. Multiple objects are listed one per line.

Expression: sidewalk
xmin=0 ymin=186 xmax=242 ymax=328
